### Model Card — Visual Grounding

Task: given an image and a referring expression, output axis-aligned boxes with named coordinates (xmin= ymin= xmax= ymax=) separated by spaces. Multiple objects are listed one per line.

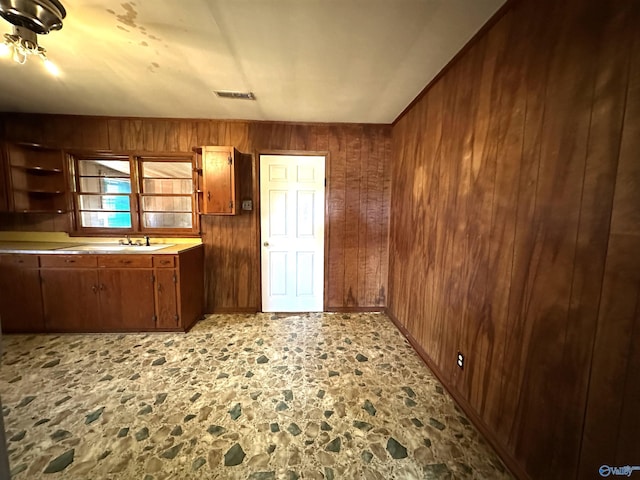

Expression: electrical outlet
xmin=241 ymin=200 xmax=253 ymax=211
xmin=457 ymin=352 xmax=464 ymax=369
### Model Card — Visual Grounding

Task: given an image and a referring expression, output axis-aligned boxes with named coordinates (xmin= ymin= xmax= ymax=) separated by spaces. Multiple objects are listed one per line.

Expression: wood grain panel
xmin=326 ymin=126 xmax=347 ymax=307
xmin=1 ymin=116 xmax=390 ymax=312
xmin=81 ymin=117 xmax=110 ymax=150
xmin=508 ymin=2 xmax=599 ymax=477
xmin=378 ymin=129 xmax=391 ymax=307
xmin=343 ymin=127 xmax=362 ymax=307
xmin=458 ymin=20 xmax=503 ymax=409
xmin=388 ymin=1 xmax=640 ymax=479
xmin=475 ymin=6 xmax=526 ymax=434
xmin=450 ymin=37 xmax=488 ymax=395
xmin=579 ymin=6 xmax=640 ymax=475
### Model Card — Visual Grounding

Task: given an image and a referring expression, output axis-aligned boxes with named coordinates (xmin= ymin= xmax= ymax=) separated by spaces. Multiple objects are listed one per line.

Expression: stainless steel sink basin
xmin=56 ymin=244 xmax=174 ymax=253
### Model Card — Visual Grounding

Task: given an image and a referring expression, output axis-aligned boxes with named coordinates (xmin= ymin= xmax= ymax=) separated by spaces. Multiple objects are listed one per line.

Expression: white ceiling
xmin=0 ymin=0 xmax=505 ymax=124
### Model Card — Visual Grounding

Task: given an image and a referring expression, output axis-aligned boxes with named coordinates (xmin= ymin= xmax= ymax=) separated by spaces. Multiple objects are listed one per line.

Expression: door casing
xmin=257 ymin=150 xmax=329 ymax=312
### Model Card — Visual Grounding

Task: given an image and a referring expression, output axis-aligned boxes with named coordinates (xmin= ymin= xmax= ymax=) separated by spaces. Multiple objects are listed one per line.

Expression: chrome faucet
xmin=118 ymin=236 xmax=150 ymax=246
xmin=119 ymin=235 xmax=134 ymax=245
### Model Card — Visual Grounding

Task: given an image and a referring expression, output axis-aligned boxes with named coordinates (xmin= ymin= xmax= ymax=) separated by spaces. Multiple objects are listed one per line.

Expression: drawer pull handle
xmin=122 ymin=260 xmax=132 ymax=264
xmin=65 ymin=259 xmax=75 ymax=263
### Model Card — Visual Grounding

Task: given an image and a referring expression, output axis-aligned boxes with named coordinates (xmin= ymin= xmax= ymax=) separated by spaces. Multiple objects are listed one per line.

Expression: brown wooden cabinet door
xmin=98 ymin=269 xmax=155 ymax=331
xmin=41 ymin=269 xmax=99 ymax=331
xmin=155 ymin=268 xmax=179 ymax=329
xmin=0 ymin=256 xmax=44 ymax=332
xmin=202 ymin=146 xmax=238 ymax=214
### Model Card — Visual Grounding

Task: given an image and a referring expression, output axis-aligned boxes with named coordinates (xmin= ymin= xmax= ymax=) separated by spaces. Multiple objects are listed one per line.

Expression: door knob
xmin=263 ymin=242 xmax=269 ymax=247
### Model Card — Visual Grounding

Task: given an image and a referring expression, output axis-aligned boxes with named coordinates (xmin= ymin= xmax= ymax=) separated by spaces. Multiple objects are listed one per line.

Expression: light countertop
xmin=0 ymin=241 xmax=202 ymax=255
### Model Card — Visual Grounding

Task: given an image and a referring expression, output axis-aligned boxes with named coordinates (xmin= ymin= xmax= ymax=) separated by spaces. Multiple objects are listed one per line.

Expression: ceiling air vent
xmin=214 ymin=91 xmax=256 ymax=100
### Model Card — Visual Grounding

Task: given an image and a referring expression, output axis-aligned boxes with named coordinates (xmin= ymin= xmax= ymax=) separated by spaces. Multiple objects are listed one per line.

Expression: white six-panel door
xmin=260 ymin=155 xmax=325 ymax=312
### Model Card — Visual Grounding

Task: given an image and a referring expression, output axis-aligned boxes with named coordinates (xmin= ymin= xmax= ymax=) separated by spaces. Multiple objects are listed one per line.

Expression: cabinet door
xmin=41 ymin=269 xmax=99 ymax=331
xmin=0 ymin=255 xmax=44 ymax=332
xmin=98 ymin=269 xmax=156 ymax=331
xmin=155 ymin=269 xmax=179 ymax=329
xmin=202 ymin=146 xmax=238 ymax=214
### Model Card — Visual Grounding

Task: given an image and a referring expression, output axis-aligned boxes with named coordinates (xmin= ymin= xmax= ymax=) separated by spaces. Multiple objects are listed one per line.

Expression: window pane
xmin=143 ymin=161 xmax=192 ymax=178
xmin=79 ymin=195 xmax=130 ymax=212
xmin=80 ymin=177 xmax=131 ymax=194
xmin=142 ymin=196 xmax=191 ymax=212
xmin=78 ymin=159 xmax=130 ymax=177
xmin=81 ymin=211 xmax=132 ymax=228
xmin=143 ymin=179 xmax=192 ymax=194
xmin=143 ymin=212 xmax=192 ymax=229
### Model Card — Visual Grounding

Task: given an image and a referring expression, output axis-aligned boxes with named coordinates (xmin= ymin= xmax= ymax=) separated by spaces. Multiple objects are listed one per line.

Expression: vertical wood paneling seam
xmin=499 ymin=69 xmax=542 ymax=445
xmin=561 ymin=44 xmax=605 ymax=480
xmin=382 ymin=130 xmax=392 ymax=304
xmin=548 ymin=28 xmax=606 ymax=472
xmin=356 ymin=134 xmax=363 ymax=304
xmin=382 ymin=147 xmax=389 ymax=305
xmin=577 ymin=41 xmax=634 ymax=474
xmin=497 ymin=98 xmax=527 ymax=443
xmin=361 ymin=132 xmax=368 ymax=304
xmin=503 ymin=25 xmax=554 ymax=445
xmin=106 ymin=120 xmax=113 ymax=151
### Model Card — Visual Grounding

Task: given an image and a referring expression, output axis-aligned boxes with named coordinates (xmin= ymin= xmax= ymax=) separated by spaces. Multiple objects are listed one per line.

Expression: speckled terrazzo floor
xmin=0 ymin=313 xmax=513 ymax=479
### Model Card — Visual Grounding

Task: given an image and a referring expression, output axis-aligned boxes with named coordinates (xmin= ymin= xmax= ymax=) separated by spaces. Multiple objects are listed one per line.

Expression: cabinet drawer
xmin=153 ymin=256 xmax=175 ymax=268
xmin=0 ymin=254 xmax=39 ymax=267
xmin=40 ymin=255 xmax=97 ymax=268
xmin=98 ymin=255 xmax=152 ymax=268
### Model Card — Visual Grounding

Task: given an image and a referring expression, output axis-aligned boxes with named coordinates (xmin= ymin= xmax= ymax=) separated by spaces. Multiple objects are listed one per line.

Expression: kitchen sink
xmin=56 ymin=244 xmax=174 ymax=253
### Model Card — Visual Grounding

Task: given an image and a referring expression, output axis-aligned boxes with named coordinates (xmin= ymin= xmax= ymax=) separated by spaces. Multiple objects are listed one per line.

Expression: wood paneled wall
xmin=389 ymin=1 xmax=640 ymax=479
xmin=0 ymin=115 xmax=391 ymax=312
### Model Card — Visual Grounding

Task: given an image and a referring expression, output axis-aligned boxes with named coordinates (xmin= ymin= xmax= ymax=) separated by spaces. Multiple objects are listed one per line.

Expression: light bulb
xmin=0 ymin=42 xmax=10 ymax=58
xmin=13 ymin=48 xmax=27 ymax=64
xmin=43 ymin=58 xmax=59 ymax=76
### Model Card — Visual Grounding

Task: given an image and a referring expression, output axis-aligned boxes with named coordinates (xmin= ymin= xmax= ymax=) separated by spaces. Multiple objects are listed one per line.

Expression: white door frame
xmin=257 ymin=151 xmax=328 ymax=312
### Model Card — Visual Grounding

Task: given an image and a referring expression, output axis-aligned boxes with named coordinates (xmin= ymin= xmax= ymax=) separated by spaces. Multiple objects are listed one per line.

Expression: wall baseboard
xmin=207 ymin=308 xmax=259 ymax=314
xmin=386 ymin=310 xmax=531 ymax=480
xmin=325 ymin=307 xmax=385 ymax=313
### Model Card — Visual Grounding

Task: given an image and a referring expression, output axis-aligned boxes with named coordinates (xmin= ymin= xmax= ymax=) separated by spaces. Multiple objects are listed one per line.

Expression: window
xmin=140 ymin=159 xmax=193 ymax=229
xmin=70 ymin=153 xmax=197 ymax=235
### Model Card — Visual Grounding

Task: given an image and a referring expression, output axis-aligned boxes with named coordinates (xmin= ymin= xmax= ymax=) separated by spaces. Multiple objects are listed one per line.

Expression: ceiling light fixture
xmin=0 ymin=0 xmax=66 ymax=74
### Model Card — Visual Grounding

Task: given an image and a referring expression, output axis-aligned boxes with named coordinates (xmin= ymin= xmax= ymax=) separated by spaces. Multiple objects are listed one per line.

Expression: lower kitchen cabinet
xmin=96 ymin=268 xmax=156 ymax=331
xmin=41 ymin=267 xmax=99 ymax=331
xmin=0 ymin=254 xmax=44 ymax=332
xmin=0 ymin=245 xmax=204 ymax=333
xmin=155 ymin=267 xmax=178 ymax=329
xmin=96 ymin=255 xmax=157 ymax=331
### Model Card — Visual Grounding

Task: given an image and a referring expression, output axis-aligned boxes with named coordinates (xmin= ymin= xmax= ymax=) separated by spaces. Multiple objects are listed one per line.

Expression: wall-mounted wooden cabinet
xmin=4 ymin=143 xmax=68 ymax=214
xmin=198 ymin=146 xmax=241 ymax=215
